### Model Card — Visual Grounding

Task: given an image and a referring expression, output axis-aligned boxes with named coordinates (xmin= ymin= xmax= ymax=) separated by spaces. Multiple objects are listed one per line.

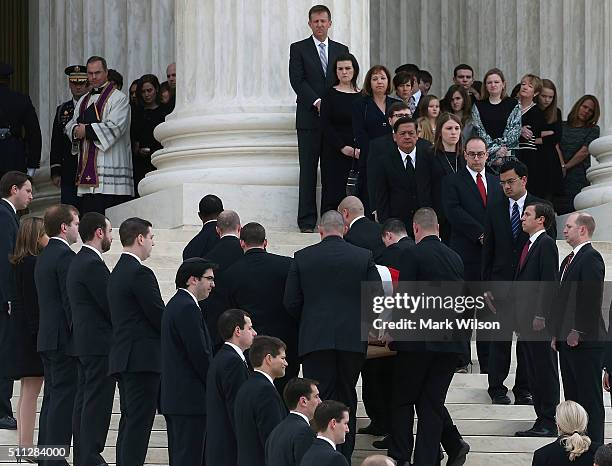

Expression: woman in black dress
xmin=320 ymin=53 xmax=361 ymax=213
xmin=8 ymin=217 xmax=47 ymax=450
xmin=130 ymin=74 xmax=169 ymax=197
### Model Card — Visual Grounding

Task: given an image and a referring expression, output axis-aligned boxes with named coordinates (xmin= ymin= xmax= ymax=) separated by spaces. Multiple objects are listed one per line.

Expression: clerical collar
xmin=90 ymin=82 xmax=110 ymax=94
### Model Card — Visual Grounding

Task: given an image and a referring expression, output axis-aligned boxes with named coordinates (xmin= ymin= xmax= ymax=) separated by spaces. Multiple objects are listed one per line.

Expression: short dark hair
xmin=283 ymin=377 xmax=319 ymax=410
xmin=308 ymin=4 xmax=331 ymax=20
xmin=394 ymin=63 xmax=419 ymax=74
xmin=240 ymin=222 xmax=266 ymax=246
xmin=175 ymin=258 xmax=217 ymax=289
xmin=86 ymin=55 xmax=108 ymax=71
xmin=107 ymin=69 xmax=124 ymax=89
xmin=0 ymin=171 xmax=31 ymax=197
xmin=218 ymin=308 xmax=251 ymax=341
xmin=499 ymin=159 xmax=528 ymax=178
xmin=313 ymin=400 xmax=349 ymax=433
xmin=381 ymin=218 xmax=407 ymax=236
xmin=119 ymin=217 xmax=152 ymax=246
xmin=248 ymin=335 xmax=286 ymax=368
xmin=526 ymin=202 xmax=555 ymax=230
xmin=393 ymin=116 xmax=417 ymax=133
xmin=464 ymin=136 xmax=487 ymax=150
xmin=453 ymin=64 xmax=474 ymax=78
xmin=386 ymin=101 xmax=410 ymax=119
xmin=594 ymin=443 xmax=612 ymax=466
xmin=392 ymin=71 xmax=416 ymax=89
xmin=198 ymin=194 xmax=223 ymax=219
xmin=44 ymin=204 xmax=79 ymax=237
xmin=78 ymin=212 xmax=108 ymax=242
xmin=418 ymin=70 xmax=432 ymax=84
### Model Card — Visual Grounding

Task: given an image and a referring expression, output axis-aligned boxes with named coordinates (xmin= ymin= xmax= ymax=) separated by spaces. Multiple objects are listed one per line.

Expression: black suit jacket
xmin=35 ymin=238 xmax=76 ymax=353
xmin=265 ymin=412 xmax=315 ymax=466
xmin=374 ymin=143 xmax=432 ymax=227
xmin=344 ymin=216 xmax=385 ymax=262
xmin=204 ymin=235 xmax=244 ymax=346
xmin=442 ymin=167 xmax=503 ymax=280
xmin=284 ymin=236 xmax=381 ymax=356
xmin=49 ymin=99 xmax=77 ymax=180
xmin=182 ymin=220 xmax=220 ymax=260
xmin=107 ymin=254 xmax=165 ymax=374
xmin=377 ymin=236 xmax=415 ymax=270
xmin=226 ymin=248 xmax=298 ymax=356
xmin=160 ymin=289 xmax=213 ymax=415
xmin=554 ymin=243 xmax=605 ymax=344
xmin=206 ymin=343 xmax=250 ymax=466
xmin=532 ymin=439 xmax=599 ymax=466
xmin=235 ymin=372 xmax=286 ymax=466
xmin=300 ymin=438 xmax=348 ymax=466
xmin=66 ymin=246 xmax=111 ymax=356
xmin=289 ymin=37 xmax=349 ymax=130
xmin=0 ymin=199 xmax=19 ymax=307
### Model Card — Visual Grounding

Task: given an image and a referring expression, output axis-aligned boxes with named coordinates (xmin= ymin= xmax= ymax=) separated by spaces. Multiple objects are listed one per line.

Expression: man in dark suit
xmin=235 ymin=336 xmax=288 ymax=466
xmin=300 ymin=400 xmax=350 ymax=466
xmin=182 ymin=194 xmax=223 ymax=260
xmin=226 ymin=222 xmax=298 ymax=395
xmin=35 ymin=204 xmax=80 ymax=466
xmin=387 ymin=208 xmax=469 ymax=466
xmin=265 ymin=377 xmax=320 ymax=466
xmin=553 ymin=212 xmax=606 ymax=444
xmin=374 ymin=117 xmax=432 ymax=231
xmin=49 ymin=65 xmax=89 ymax=208
xmin=289 ymin=5 xmax=349 ymax=232
xmin=107 ymin=217 xmax=166 ymax=466
xmin=442 ymin=136 xmax=503 ymax=373
xmin=0 ymin=171 xmax=32 ymax=430
xmin=206 ymin=309 xmax=257 ymax=466
xmin=161 ymin=258 xmax=217 ymax=466
xmin=0 ymin=63 xmax=42 ymax=179
xmin=378 ymin=218 xmax=414 ymax=271
xmin=284 ymin=210 xmax=381 ymax=461
xmin=204 ymin=210 xmax=244 ymax=348
xmin=67 ymin=212 xmax=114 ymax=466
xmin=513 ymin=203 xmax=559 ymax=437
xmin=338 ymin=196 xmax=385 ymax=261
xmin=482 ymin=160 xmax=552 ymax=405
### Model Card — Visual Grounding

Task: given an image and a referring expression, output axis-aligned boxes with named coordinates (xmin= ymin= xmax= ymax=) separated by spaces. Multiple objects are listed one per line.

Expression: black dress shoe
xmin=300 ymin=227 xmax=316 ymax=233
xmin=0 ymin=415 xmax=17 ymax=430
xmin=357 ymin=423 xmax=386 ymax=436
xmin=372 ymin=436 xmax=389 ymax=449
xmin=514 ymin=395 xmax=534 ymax=405
xmin=515 ymin=426 xmax=556 ymax=437
xmin=446 ymin=439 xmax=470 ymax=466
xmin=491 ymin=394 xmax=511 ymax=405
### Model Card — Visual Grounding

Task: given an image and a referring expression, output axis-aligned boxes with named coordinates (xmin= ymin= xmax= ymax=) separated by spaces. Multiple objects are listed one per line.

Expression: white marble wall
xmin=370 ymin=0 xmax=612 ymax=133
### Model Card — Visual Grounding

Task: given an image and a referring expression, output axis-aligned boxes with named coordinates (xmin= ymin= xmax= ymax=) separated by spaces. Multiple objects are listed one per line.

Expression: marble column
xmin=109 ymin=0 xmax=370 ymax=229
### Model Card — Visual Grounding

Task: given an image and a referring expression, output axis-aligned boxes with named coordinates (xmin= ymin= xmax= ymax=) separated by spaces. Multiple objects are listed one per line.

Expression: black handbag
xmin=346 ymin=147 xmax=358 ymax=196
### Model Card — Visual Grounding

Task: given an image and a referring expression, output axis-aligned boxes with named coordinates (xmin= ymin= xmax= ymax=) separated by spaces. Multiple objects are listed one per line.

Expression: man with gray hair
xmin=284 ymin=210 xmax=382 ymax=461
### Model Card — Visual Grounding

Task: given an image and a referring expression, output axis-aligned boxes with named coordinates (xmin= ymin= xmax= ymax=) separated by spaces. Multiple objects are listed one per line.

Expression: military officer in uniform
xmin=50 ymin=65 xmax=89 ymax=208
xmin=0 ymin=63 xmax=42 ymax=180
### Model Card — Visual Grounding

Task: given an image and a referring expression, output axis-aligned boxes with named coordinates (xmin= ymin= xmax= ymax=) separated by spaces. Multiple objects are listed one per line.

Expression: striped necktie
xmin=318 ymin=42 xmax=327 ymax=76
xmin=511 ymin=202 xmax=521 ymax=239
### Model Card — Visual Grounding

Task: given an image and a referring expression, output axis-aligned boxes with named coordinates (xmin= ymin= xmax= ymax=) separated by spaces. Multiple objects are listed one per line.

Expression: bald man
xmin=338 ymin=196 xmax=385 ymax=261
xmin=361 ymin=454 xmax=396 ymax=466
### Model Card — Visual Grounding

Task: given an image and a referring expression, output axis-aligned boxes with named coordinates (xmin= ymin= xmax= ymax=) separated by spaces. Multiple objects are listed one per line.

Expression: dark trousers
xmin=488 ymin=339 xmax=530 ymax=398
xmin=296 ymin=129 xmax=322 ymax=229
xmin=388 ymin=351 xmax=457 ymax=466
xmin=523 ymin=341 xmax=559 ymax=430
xmin=320 ymin=146 xmax=353 ymax=214
xmin=38 ymin=350 xmax=77 ymax=466
xmin=558 ymin=343 xmax=604 ymax=443
xmin=0 ymin=308 xmax=13 ymax=418
xmin=165 ymin=414 xmax=206 ymax=466
xmin=361 ymin=356 xmax=394 ymax=431
xmin=60 ymin=180 xmax=80 ymax=211
xmin=302 ymin=350 xmax=365 ymax=462
xmin=74 ymin=356 xmax=116 ymax=466
xmin=80 ymin=193 xmax=132 ymax=216
xmin=116 ymin=372 xmax=160 ymax=466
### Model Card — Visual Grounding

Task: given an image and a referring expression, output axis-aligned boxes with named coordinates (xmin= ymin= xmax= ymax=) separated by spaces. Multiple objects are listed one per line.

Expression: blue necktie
xmin=511 ymin=202 xmax=521 ymax=239
xmin=318 ymin=42 xmax=327 ymax=76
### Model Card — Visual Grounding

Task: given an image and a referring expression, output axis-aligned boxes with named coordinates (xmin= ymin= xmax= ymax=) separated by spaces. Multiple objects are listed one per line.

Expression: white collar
xmin=466 ymin=166 xmax=487 ymax=188
xmin=316 ymin=435 xmax=336 ymax=449
xmin=528 ymin=229 xmax=546 ymax=247
xmin=121 ymin=251 xmax=142 ymax=265
xmin=398 ymin=146 xmax=417 ymax=165
xmin=349 ymin=215 xmax=365 ymax=229
xmin=203 ymin=219 xmax=217 ymax=225
xmin=178 ymin=288 xmax=200 ymax=307
xmin=224 ymin=342 xmax=247 ymax=362
xmin=220 ymin=233 xmax=240 ymax=239
xmin=312 ymin=36 xmax=329 ymax=47
xmin=572 ymin=241 xmax=591 ymax=255
xmin=81 ymin=244 xmax=104 ymax=261
xmin=51 ymin=236 xmax=70 ymax=247
xmin=254 ymin=369 xmax=274 ymax=385
xmin=290 ymin=411 xmax=310 ymax=424
xmin=2 ymin=198 xmax=16 ymax=214
xmin=412 ymin=89 xmax=422 ymax=102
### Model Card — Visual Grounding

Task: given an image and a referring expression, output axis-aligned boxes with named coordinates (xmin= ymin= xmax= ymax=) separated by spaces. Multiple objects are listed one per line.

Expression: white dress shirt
xmin=316 ymin=435 xmax=336 ymax=449
xmin=527 ymin=229 xmax=546 ymax=251
xmin=121 ymin=251 xmax=142 ymax=265
xmin=509 ymin=192 xmax=527 ymax=218
xmin=224 ymin=342 xmax=247 ymax=363
xmin=81 ymin=244 xmax=104 ymax=261
xmin=254 ymin=369 xmax=274 ymax=385
xmin=466 ymin=166 xmax=487 ymax=192
xmin=50 ymin=236 xmax=70 ymax=247
xmin=399 ymin=146 xmax=416 ymax=169
xmin=2 ymin=198 xmax=16 ymax=214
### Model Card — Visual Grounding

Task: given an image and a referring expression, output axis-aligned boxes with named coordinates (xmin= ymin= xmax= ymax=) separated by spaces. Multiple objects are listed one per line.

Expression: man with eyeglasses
xmin=442 ymin=136 xmax=504 ymax=374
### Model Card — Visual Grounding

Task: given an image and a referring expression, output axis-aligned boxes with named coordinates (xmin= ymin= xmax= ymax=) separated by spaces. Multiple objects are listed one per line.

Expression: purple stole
xmin=76 ymin=84 xmax=115 ymax=187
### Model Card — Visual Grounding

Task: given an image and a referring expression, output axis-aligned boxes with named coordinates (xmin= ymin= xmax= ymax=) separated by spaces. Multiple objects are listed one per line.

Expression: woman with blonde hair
xmin=532 ymin=400 xmax=600 ymax=465
xmin=8 ymin=217 xmax=48 ymax=455
xmin=416 ymin=94 xmax=440 ymax=143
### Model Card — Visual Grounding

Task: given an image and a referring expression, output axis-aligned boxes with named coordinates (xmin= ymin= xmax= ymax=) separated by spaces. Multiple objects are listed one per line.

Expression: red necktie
xmin=561 ymin=251 xmax=575 ymax=280
xmin=519 ymin=240 xmax=531 ymax=270
xmin=476 ymin=173 xmax=487 ymax=206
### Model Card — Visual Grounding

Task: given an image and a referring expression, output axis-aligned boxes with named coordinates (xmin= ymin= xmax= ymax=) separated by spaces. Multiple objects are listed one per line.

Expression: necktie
xmin=476 ymin=173 xmax=487 ymax=206
xmin=405 ymin=154 xmax=414 ymax=173
xmin=561 ymin=251 xmax=575 ymax=280
xmin=511 ymin=202 xmax=521 ymax=239
xmin=519 ymin=240 xmax=531 ymax=270
xmin=408 ymin=95 xmax=416 ymax=115
xmin=318 ymin=42 xmax=327 ymax=76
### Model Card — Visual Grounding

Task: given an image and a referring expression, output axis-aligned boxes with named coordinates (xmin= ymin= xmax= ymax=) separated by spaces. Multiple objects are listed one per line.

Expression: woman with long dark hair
xmin=442 ymin=84 xmax=475 ymax=141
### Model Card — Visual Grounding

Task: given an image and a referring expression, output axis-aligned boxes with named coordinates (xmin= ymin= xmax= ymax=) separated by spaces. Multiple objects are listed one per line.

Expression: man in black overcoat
xmin=182 ymin=194 xmax=223 ymax=260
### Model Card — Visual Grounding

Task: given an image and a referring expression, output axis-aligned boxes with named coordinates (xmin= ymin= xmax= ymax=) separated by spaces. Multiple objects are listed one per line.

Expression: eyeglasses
xmin=202 ymin=276 xmax=215 ymax=282
xmin=465 ymin=151 xmax=487 ymax=159
xmin=499 ymin=177 xmax=520 ymax=186
xmin=392 ymin=112 xmax=411 ymax=118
